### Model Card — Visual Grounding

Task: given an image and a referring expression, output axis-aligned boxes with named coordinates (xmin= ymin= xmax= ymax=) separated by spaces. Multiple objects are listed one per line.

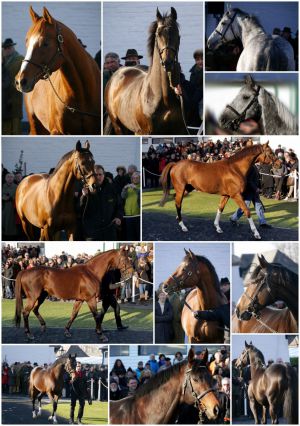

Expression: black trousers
xmin=70 ymin=393 xmax=85 ymax=421
xmin=99 ymin=294 xmax=122 ymax=327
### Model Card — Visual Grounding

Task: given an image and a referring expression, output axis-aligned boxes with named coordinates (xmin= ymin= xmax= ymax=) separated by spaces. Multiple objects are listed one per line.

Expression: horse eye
xmin=243 ymin=95 xmax=250 ymax=100
xmin=42 ymin=41 xmax=49 ymax=48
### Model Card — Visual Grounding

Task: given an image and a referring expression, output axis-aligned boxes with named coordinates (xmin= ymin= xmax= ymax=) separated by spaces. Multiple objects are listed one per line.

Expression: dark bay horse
xmin=162 ymin=249 xmax=228 ymax=343
xmin=110 ymin=348 xmax=220 ymax=424
xmin=16 ymin=140 xmax=96 ymax=241
xmin=14 ymin=248 xmax=134 ymax=341
xmin=235 ymin=254 xmax=298 ymax=324
xmin=15 ymin=7 xmax=101 ymax=135
xmin=160 ymin=143 xmax=274 ymax=239
xmin=236 ymin=341 xmax=298 ymax=424
xmin=232 ymin=307 xmax=297 ymax=333
xmin=219 ymin=75 xmax=298 ymax=135
xmin=105 ymin=8 xmax=187 ymax=135
xmin=30 ymin=354 xmax=77 ymax=424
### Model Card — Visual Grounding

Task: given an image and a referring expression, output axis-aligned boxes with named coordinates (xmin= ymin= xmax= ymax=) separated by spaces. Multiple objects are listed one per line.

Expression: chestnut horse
xmin=232 ymin=307 xmax=297 ymax=333
xmin=104 ymin=8 xmax=187 ymax=135
xmin=162 ymin=249 xmax=228 ymax=343
xmin=15 ymin=140 xmax=96 ymax=241
xmin=29 ymin=354 xmax=77 ymax=424
xmin=110 ymin=348 xmax=220 ymax=424
xmin=14 ymin=248 xmax=134 ymax=341
xmin=15 ymin=7 xmax=101 ymax=135
xmin=235 ymin=254 xmax=298 ymax=324
xmin=236 ymin=341 xmax=298 ymax=424
xmin=159 ymin=143 xmax=274 ymax=239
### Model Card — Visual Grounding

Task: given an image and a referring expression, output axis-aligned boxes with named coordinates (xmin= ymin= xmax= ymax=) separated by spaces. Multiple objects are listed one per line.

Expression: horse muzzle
xmin=15 ymin=74 xmax=35 ymax=93
xmin=236 ymin=307 xmax=252 ymax=321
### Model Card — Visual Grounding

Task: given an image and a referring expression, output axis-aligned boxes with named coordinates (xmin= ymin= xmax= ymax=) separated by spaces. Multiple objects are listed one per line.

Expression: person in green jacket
xmin=121 ymin=172 xmax=140 ymax=240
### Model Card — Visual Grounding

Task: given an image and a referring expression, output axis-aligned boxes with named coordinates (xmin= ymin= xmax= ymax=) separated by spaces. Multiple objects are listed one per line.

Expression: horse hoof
xmin=64 ymin=330 xmax=72 ymax=338
xmin=48 ymin=416 xmax=53 ymax=420
xmin=215 ymin=227 xmax=223 ymax=234
xmin=32 ymin=412 xmax=37 ymax=419
xmin=254 ymin=233 xmax=261 ymax=240
xmin=98 ymin=334 xmax=109 ymax=343
xmin=41 ymin=326 xmax=46 ymax=333
xmin=26 ymin=334 xmax=35 ymax=341
xmin=37 ymin=410 xmax=42 ymax=417
xmin=179 ymin=221 xmax=188 ymax=232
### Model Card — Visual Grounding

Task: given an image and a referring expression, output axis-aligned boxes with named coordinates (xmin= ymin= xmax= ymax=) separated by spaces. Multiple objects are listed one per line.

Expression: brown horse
xmin=15 ymin=140 xmax=96 ymax=241
xmin=104 ymin=8 xmax=187 ymax=135
xmin=110 ymin=348 xmax=220 ymax=424
xmin=29 ymin=354 xmax=77 ymax=424
xmin=235 ymin=254 xmax=298 ymax=323
xmin=15 ymin=7 xmax=101 ymax=135
xmin=232 ymin=307 xmax=297 ymax=333
xmin=14 ymin=248 xmax=134 ymax=341
xmin=236 ymin=341 xmax=298 ymax=424
xmin=159 ymin=143 xmax=274 ymax=239
xmin=162 ymin=249 xmax=228 ymax=343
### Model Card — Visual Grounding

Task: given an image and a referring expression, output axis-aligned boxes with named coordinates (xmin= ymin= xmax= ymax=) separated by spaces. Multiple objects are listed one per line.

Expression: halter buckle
xmin=57 ymin=34 xmax=64 ymax=44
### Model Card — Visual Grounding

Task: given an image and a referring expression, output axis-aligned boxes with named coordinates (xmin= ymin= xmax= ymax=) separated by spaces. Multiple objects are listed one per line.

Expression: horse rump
xmin=283 ymin=363 xmax=298 ymax=424
xmin=159 ymin=162 xmax=175 ymax=206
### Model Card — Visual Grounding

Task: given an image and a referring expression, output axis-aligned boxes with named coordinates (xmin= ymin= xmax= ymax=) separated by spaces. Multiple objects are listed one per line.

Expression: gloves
xmin=193 ymin=310 xmax=203 ymax=320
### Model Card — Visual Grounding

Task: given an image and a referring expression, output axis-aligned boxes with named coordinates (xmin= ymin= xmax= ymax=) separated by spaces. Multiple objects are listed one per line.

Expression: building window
xmin=138 ymin=345 xmax=187 ymax=356
xmin=110 ymin=345 xmax=130 ymax=357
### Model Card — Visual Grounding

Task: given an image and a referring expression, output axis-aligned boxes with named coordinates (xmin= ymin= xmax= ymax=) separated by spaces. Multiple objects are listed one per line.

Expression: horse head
xmin=162 ymin=249 xmax=201 ymax=294
xmin=207 ymin=8 xmax=242 ymax=50
xmin=256 ymin=142 xmax=275 ymax=165
xmin=235 ymin=255 xmax=281 ymax=321
xmin=235 ymin=341 xmax=252 ymax=369
xmin=182 ymin=348 xmax=220 ymax=420
xmin=219 ymin=75 xmax=262 ymax=132
xmin=15 ymin=7 xmax=65 ymax=92
xmin=73 ymin=140 xmax=97 ymax=193
xmin=65 ymin=354 xmax=77 ymax=378
xmin=154 ymin=8 xmax=181 ymax=83
xmin=115 ymin=247 xmax=134 ymax=280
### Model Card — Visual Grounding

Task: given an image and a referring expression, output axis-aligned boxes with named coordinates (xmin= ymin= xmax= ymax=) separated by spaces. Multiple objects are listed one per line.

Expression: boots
xmin=116 ymin=315 xmax=128 ymax=330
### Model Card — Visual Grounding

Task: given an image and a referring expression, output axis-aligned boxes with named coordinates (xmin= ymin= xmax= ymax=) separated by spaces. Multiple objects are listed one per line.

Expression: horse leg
xmin=261 ymin=405 xmax=267 ymax=424
xmin=86 ymin=297 xmax=109 ymax=342
xmin=37 ymin=392 xmax=44 ymax=416
xmin=47 ymin=394 xmax=58 ymax=424
xmin=268 ymin=399 xmax=279 ymax=424
xmin=214 ymin=196 xmax=229 ymax=233
xmin=231 ymin=193 xmax=261 ymax=239
xmin=32 ymin=291 xmax=48 ymax=332
xmin=32 ymin=387 xmax=39 ymax=419
xmin=20 ymin=218 xmax=35 ymax=240
xmin=64 ymin=300 xmax=83 ymax=337
xmin=23 ymin=298 xmax=38 ymax=340
xmin=175 ymin=185 xmax=188 ymax=232
xmin=28 ymin=113 xmax=49 ymax=135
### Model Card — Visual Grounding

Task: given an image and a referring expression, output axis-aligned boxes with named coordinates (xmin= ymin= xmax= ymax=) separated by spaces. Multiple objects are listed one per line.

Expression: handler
xmin=193 ymin=302 xmax=230 ymax=329
xmin=69 ymin=362 xmax=92 ymax=425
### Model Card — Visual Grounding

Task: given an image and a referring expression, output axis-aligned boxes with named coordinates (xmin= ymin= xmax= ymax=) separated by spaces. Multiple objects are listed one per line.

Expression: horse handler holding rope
xmin=69 ymin=362 xmax=92 ymax=425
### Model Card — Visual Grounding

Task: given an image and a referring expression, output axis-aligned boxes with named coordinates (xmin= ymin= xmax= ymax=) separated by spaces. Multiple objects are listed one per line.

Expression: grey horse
xmin=207 ymin=9 xmax=295 ymax=71
xmin=219 ymin=75 xmax=298 ymax=135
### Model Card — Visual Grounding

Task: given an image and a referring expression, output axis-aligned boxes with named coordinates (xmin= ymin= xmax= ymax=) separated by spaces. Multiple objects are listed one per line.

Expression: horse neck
xmin=51 ymin=363 xmax=65 ymax=380
xmin=236 ymin=15 xmax=266 ymax=46
xmin=87 ymin=250 xmax=117 ymax=281
xmin=259 ymin=88 xmax=297 ymax=134
xmin=248 ymin=350 xmax=265 ymax=377
xmin=231 ymin=149 xmax=261 ymax=175
xmin=48 ymin=156 xmax=76 ymax=200
xmin=195 ymin=267 xmax=223 ymax=310
xmin=134 ymin=368 xmax=183 ymax=423
xmin=146 ymin=46 xmax=175 ymax=107
xmin=273 ymin=274 xmax=298 ymax=321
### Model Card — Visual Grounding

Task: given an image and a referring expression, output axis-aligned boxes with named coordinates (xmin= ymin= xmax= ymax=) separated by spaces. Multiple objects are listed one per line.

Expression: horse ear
xmin=245 ymin=340 xmax=249 ymax=348
xmin=76 ymin=140 xmax=82 ymax=152
xmin=184 ymin=248 xmax=189 ymax=256
xmin=258 ymin=254 xmax=269 ymax=269
xmin=29 ymin=6 xmax=40 ymax=23
xmin=43 ymin=7 xmax=54 ymax=25
xmin=170 ymin=7 xmax=177 ymax=21
xmin=156 ymin=8 xmax=163 ymax=21
xmin=187 ymin=348 xmax=195 ymax=366
xmin=84 ymin=140 xmax=90 ymax=150
xmin=188 ymin=249 xmax=195 ymax=258
xmin=245 ymin=75 xmax=255 ymax=87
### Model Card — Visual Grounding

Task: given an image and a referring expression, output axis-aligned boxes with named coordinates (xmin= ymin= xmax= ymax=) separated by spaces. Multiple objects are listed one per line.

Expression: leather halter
xmin=215 ymin=11 xmax=239 ymax=42
xmin=74 ymin=152 xmax=95 ymax=189
xmin=167 ymin=256 xmax=200 ymax=293
xmin=155 ymin=28 xmax=179 ymax=69
xmin=22 ymin=23 xmax=64 ymax=80
xmin=183 ymin=367 xmax=215 ymax=414
xmin=223 ymin=87 xmax=261 ymax=131
xmin=239 ymin=272 xmax=275 ymax=318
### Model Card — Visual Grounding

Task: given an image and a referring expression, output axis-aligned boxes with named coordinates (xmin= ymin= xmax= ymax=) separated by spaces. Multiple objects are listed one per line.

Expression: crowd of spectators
xmin=110 ymin=348 xmax=230 ymax=423
xmin=2 ymin=243 xmax=153 ymax=301
xmin=2 ymin=162 xmax=140 ymax=241
xmin=142 ymin=138 xmax=299 ymax=200
xmin=2 ymin=361 xmax=108 ymax=401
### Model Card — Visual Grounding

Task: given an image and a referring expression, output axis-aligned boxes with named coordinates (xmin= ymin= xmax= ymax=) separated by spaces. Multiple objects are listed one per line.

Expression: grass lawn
xmin=142 ymin=189 xmax=298 ymax=229
xmin=42 ymin=401 xmax=108 ymax=424
xmin=2 ymin=299 xmax=152 ymax=329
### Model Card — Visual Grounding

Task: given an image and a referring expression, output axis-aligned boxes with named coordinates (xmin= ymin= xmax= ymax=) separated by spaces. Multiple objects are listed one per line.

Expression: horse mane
xmin=50 ymin=356 xmax=70 ymax=369
xmin=184 ymin=254 xmax=223 ymax=297
xmin=51 ymin=147 xmax=92 ymax=176
xmin=86 ymin=249 xmax=115 ymax=264
xmin=133 ymin=359 xmax=206 ymax=399
xmin=226 ymin=145 xmax=262 ymax=164
xmin=249 ymin=344 xmax=265 ymax=366
xmin=260 ymin=87 xmax=298 ymax=133
xmin=251 ymin=262 xmax=298 ymax=287
xmin=231 ymin=8 xmax=264 ymax=30
xmin=147 ymin=13 xmax=179 ymax=62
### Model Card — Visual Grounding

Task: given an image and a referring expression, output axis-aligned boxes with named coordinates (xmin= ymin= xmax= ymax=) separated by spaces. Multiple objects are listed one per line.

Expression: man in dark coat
xmin=69 ymin=362 xmax=91 ymax=425
xmin=155 ymin=292 xmax=174 ymax=343
xmin=80 ymin=165 xmax=123 ymax=240
xmin=193 ymin=302 xmax=230 ymax=329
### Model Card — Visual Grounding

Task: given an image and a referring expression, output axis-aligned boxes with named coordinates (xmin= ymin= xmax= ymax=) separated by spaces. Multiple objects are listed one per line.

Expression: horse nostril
xmin=20 ymin=78 xmax=28 ymax=87
xmin=213 ymin=405 xmax=219 ymax=418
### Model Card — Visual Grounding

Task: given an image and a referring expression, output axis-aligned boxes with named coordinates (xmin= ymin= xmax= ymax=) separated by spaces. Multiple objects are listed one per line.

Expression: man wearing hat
xmin=2 ymin=38 xmax=24 ymax=134
xmin=122 ymin=48 xmax=143 ymax=67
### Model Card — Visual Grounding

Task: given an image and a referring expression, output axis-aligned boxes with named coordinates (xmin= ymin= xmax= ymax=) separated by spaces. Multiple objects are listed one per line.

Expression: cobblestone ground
xmin=142 ymin=212 xmax=298 ymax=241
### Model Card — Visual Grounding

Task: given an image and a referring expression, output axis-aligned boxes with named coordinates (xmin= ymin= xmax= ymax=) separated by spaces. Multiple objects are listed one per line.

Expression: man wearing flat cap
xmin=2 ymin=38 xmax=24 ymax=134
xmin=122 ymin=49 xmax=143 ymax=67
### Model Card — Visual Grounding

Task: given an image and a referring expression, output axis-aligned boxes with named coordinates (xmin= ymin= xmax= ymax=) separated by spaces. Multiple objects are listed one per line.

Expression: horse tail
xmin=159 ymin=162 xmax=176 ymax=207
xmin=14 ymin=272 xmax=23 ymax=327
xmin=283 ymin=363 xmax=298 ymax=424
xmin=103 ymin=113 xmax=114 ymax=135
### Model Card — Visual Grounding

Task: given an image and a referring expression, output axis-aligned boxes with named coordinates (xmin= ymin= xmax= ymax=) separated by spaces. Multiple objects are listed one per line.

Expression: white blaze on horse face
xmin=20 ymin=34 xmax=39 ymax=73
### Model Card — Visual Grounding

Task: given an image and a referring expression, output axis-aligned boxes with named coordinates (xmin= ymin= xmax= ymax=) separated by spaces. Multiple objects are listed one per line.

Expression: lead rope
xmin=252 ymin=313 xmax=277 ymax=333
